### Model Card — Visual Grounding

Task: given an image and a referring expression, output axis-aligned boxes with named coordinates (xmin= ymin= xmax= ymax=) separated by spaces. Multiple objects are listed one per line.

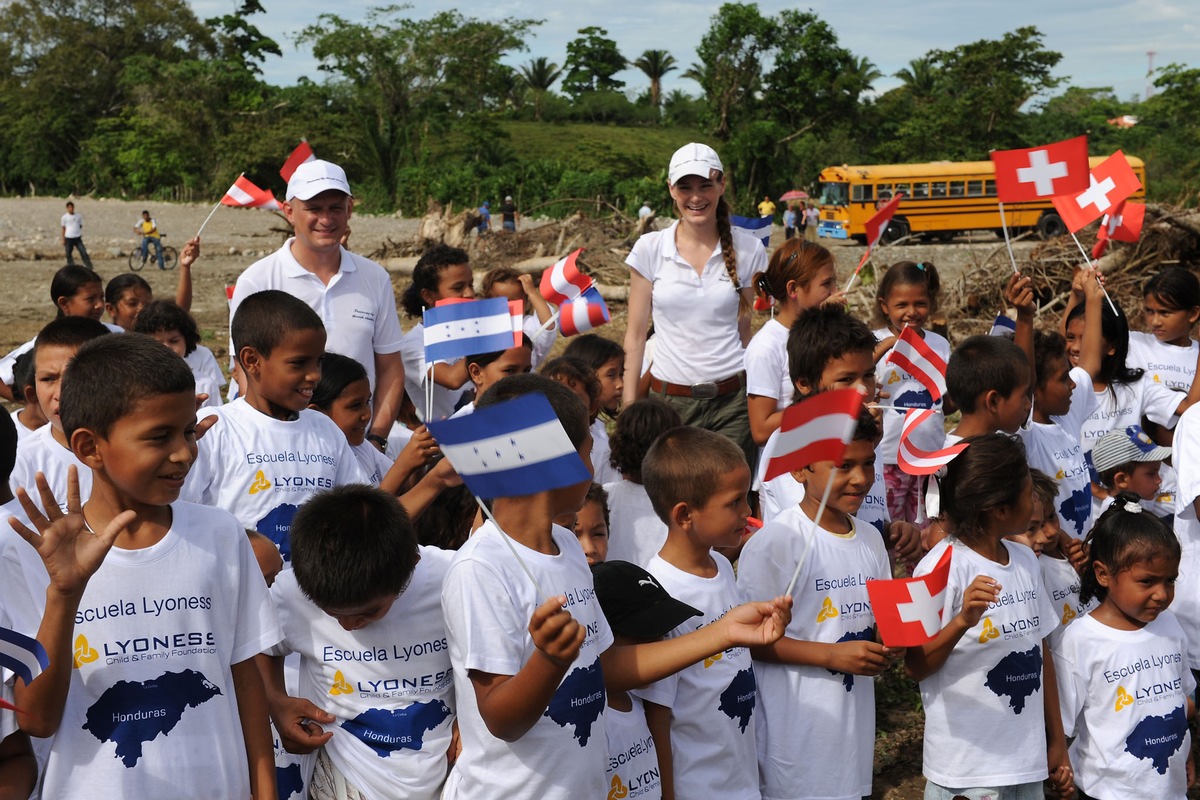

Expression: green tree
xmin=895 ymin=57 xmax=937 ymax=101
xmin=631 ymin=49 xmax=677 ymax=111
xmin=205 ymin=0 xmax=281 ymax=75
xmin=561 ymin=26 xmax=625 ymax=99
xmin=693 ymin=3 xmax=776 ymax=140
xmin=519 ymin=56 xmax=562 ymax=121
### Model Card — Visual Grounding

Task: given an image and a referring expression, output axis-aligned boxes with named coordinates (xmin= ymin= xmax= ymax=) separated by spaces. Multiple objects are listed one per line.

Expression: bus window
xmin=966 ymin=180 xmax=983 ymax=197
xmin=851 ymin=184 xmax=874 ymax=203
xmin=949 ymin=181 xmax=965 ymax=197
xmin=985 ymin=180 xmax=996 ymax=197
xmin=894 ymin=183 xmax=910 ymax=198
xmin=931 ymin=182 xmax=947 ymax=198
xmin=911 ymin=182 xmax=929 ymax=199
xmin=819 ymin=182 xmax=849 ymax=206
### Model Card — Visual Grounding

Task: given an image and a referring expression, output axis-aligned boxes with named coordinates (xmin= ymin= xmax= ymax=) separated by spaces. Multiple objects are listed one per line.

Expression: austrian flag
xmin=991 ymin=136 xmax=1090 ymax=203
xmin=898 ymin=409 xmax=969 ymax=476
xmin=867 ymin=545 xmax=953 ymax=647
xmin=280 ymin=140 xmax=316 ymax=182
xmin=540 ymin=249 xmax=592 ymax=305
xmin=220 ymin=176 xmax=280 ymax=210
xmin=888 ymin=326 xmax=947 ymax=402
xmin=559 ymin=286 xmax=610 ymax=336
xmin=763 ymin=387 xmax=866 ymax=481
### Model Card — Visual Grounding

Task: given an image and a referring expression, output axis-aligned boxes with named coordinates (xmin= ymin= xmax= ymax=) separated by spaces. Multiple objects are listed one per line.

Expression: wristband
xmin=366 ymin=433 xmax=388 ymax=453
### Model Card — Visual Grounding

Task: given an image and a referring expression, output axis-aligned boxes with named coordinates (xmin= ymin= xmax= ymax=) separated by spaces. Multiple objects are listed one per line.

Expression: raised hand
xmin=721 ymin=596 xmax=793 ymax=648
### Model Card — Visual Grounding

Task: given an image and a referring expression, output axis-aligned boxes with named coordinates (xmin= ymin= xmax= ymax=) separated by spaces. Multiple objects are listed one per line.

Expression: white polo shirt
xmin=627 ymin=222 xmax=764 ymax=385
xmin=230 ymin=239 xmax=404 ymax=392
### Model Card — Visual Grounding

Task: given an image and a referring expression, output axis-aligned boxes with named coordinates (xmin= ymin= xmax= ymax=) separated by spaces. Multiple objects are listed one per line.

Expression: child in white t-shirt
xmin=182 ymin=291 xmax=367 ymax=561
xmin=261 ymin=486 xmax=457 ymax=800
xmin=738 ymin=411 xmax=895 ymax=800
xmin=744 ymin=240 xmax=839 ymax=447
xmin=133 ymin=299 xmax=224 ymax=408
xmin=905 ymin=434 xmax=1071 ymax=799
xmin=9 ymin=351 xmax=47 ymax=443
xmin=8 ymin=333 xmax=280 ymax=800
xmin=482 ymin=267 xmax=557 ymax=368
xmin=1054 ymin=496 xmax=1193 ymax=799
xmin=1169 ymin=403 xmax=1200 ymax=672
xmin=562 ymin=335 xmax=626 ymax=486
xmin=439 ymin=375 xmax=791 ymax=800
xmin=571 ymin=483 xmax=610 ymax=566
xmin=1128 ymin=267 xmax=1200 ymax=392
xmin=451 ymin=336 xmax=534 ymax=419
xmin=602 ymin=398 xmax=679 ymax=567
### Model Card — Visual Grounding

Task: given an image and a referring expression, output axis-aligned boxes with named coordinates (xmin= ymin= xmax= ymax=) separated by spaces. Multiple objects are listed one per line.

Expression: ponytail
xmin=715 ymin=197 xmax=749 ymax=317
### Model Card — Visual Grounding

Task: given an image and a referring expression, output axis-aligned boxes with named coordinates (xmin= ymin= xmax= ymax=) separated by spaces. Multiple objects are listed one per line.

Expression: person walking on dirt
xmin=61 ymin=201 xmax=92 ymax=267
xmin=498 ymin=195 xmax=519 ymax=232
xmin=477 ymin=201 xmax=491 ymax=236
xmin=804 ymin=202 xmax=820 ymax=242
xmin=133 ymin=209 xmax=166 ymax=269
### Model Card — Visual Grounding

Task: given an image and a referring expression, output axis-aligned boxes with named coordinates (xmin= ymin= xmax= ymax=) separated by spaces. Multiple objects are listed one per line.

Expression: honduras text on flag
xmin=0 ymin=624 xmax=49 ymax=687
xmin=427 ymin=393 xmax=592 ymax=498
xmin=423 ymin=297 xmax=516 ymax=365
xmin=559 ymin=286 xmax=610 ymax=336
xmin=730 ymin=214 xmax=772 ymax=247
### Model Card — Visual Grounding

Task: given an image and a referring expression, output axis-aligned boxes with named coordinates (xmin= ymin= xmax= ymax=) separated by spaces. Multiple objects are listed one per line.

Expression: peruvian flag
xmin=898 ymin=410 xmax=969 ymax=475
xmin=280 ymin=140 xmax=315 ymax=182
xmin=220 ymin=175 xmax=280 ymax=210
xmin=1091 ymin=201 xmax=1146 ymax=259
xmin=992 ymin=136 xmax=1090 ymax=203
xmin=540 ymin=249 xmax=592 ymax=305
xmin=887 ymin=326 xmax=948 ymax=402
xmin=867 ymin=545 xmax=953 ymax=647
xmin=1052 ymin=151 xmax=1142 ymax=234
xmin=559 ymin=286 xmax=610 ymax=336
xmin=763 ymin=387 xmax=866 ymax=481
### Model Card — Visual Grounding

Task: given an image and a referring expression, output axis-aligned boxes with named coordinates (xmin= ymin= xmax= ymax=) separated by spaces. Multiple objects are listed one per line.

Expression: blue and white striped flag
xmin=423 ymin=297 xmax=515 ymax=364
xmin=427 ymin=393 xmax=591 ymax=499
xmin=0 ymin=625 xmax=49 ymax=686
xmin=988 ymin=313 xmax=1017 ymax=337
xmin=731 ymin=214 xmax=773 ymax=247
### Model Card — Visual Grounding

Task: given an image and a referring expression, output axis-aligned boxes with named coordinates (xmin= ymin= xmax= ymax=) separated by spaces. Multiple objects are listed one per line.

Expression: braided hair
xmin=715 ymin=196 xmax=750 ymax=317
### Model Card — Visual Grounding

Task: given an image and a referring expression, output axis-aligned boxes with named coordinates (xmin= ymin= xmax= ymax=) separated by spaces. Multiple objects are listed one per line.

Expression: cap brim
xmin=610 ymin=596 xmax=702 ymax=639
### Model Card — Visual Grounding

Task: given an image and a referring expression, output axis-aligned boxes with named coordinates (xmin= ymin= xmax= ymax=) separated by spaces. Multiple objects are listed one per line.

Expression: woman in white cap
xmin=622 ymin=143 xmax=765 ymax=462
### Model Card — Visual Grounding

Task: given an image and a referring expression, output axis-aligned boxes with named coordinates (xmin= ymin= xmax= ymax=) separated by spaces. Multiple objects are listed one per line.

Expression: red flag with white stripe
xmin=888 ymin=326 xmax=947 ymax=402
xmin=1052 ymin=151 xmax=1141 ymax=234
xmin=280 ymin=141 xmax=315 ymax=182
xmin=559 ymin=286 xmax=610 ymax=336
xmin=897 ymin=409 xmax=969 ymax=475
xmin=991 ymin=136 xmax=1090 ymax=203
xmin=866 ymin=194 xmax=904 ymax=250
xmin=868 ymin=545 xmax=953 ymax=646
xmin=509 ymin=300 xmax=525 ymax=346
xmin=763 ymin=387 xmax=866 ymax=481
xmin=1092 ymin=200 xmax=1146 ymax=259
xmin=540 ymin=249 xmax=592 ymax=305
xmin=220 ymin=175 xmax=280 ymax=210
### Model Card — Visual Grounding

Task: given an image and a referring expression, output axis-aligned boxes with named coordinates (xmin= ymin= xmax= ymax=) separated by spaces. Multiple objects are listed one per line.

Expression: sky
xmin=189 ymin=0 xmax=1196 ymax=104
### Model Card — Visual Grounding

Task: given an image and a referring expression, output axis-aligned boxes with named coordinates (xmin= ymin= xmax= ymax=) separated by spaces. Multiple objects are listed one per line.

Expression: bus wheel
xmin=881 ymin=219 xmax=909 ymax=244
xmin=1037 ymin=213 xmax=1067 ymax=240
xmin=933 ymin=231 xmax=956 ymax=243
xmin=850 ymin=234 xmax=867 ymax=245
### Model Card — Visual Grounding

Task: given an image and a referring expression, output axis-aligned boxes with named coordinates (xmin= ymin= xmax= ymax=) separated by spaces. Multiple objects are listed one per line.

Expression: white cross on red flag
xmin=1091 ymin=201 xmax=1146 ymax=259
xmin=991 ymin=136 xmax=1090 ymax=203
xmin=1052 ymin=151 xmax=1141 ymax=234
xmin=867 ymin=545 xmax=953 ymax=646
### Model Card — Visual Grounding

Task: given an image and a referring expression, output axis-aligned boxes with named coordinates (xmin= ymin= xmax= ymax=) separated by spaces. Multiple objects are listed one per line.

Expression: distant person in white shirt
xmin=60 ymin=201 xmax=91 ymax=267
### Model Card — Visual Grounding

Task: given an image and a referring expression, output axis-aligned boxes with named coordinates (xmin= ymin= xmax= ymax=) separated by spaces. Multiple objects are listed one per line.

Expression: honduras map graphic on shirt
xmin=276 ymin=764 xmax=303 ymax=799
xmin=1125 ymin=704 xmax=1189 ymax=774
xmin=342 ymin=700 xmax=453 ymax=757
xmin=717 ymin=667 xmax=756 ymax=732
xmin=828 ymin=627 xmax=875 ymax=691
xmin=1058 ymin=485 xmax=1092 ymax=538
xmin=256 ymin=503 xmax=300 ymax=562
xmin=543 ymin=657 xmax=606 ymax=746
xmin=893 ymin=388 xmax=933 ymax=412
xmin=82 ymin=669 xmax=223 ymax=767
xmin=983 ymin=644 xmax=1042 ymax=714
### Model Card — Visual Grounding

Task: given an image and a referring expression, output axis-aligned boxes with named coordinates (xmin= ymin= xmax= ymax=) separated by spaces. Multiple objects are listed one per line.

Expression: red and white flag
xmin=559 ymin=286 xmax=610 ymax=336
xmin=220 ymin=175 xmax=280 ymax=210
xmin=763 ymin=387 xmax=866 ymax=481
xmin=991 ymin=136 xmax=1090 ymax=203
xmin=1091 ymin=200 xmax=1146 ymax=259
xmin=540 ymin=249 xmax=592 ymax=305
xmin=508 ymin=300 xmax=525 ymax=344
xmin=887 ymin=326 xmax=947 ymax=402
xmin=1053 ymin=151 xmax=1142 ymax=234
xmin=865 ymin=194 xmax=904 ymax=250
xmin=867 ymin=545 xmax=953 ymax=647
xmin=897 ymin=410 xmax=969 ymax=476
xmin=280 ymin=140 xmax=315 ymax=182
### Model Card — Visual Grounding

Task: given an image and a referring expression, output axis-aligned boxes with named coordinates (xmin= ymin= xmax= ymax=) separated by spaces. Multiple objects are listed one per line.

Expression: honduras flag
xmin=0 ymin=624 xmax=49 ymax=687
xmin=731 ymin=214 xmax=773 ymax=247
xmin=988 ymin=313 xmax=1017 ymax=337
xmin=427 ymin=393 xmax=591 ymax=499
xmin=423 ymin=297 xmax=515 ymax=364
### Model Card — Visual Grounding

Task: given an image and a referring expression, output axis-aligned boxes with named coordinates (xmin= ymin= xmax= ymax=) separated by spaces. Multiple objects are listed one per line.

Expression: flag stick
xmin=193 ymin=197 xmax=226 ymax=241
xmin=996 ymin=202 xmax=1019 ymax=274
xmin=844 ymin=249 xmax=872 ymax=294
xmin=473 ymin=495 xmax=549 ymax=602
xmin=785 ymin=470 xmax=836 ymax=596
xmin=424 ymin=362 xmax=434 ymax=423
xmin=532 ymin=305 xmax=562 ymax=343
xmin=1069 ymin=231 xmax=1119 ymax=315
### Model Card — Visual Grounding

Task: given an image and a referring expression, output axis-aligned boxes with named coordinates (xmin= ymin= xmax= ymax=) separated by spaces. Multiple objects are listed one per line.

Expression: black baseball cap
xmin=591 ymin=560 xmax=702 ymax=639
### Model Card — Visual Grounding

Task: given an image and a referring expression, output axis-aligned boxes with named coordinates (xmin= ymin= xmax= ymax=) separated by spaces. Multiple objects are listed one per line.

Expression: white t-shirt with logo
xmin=270 ymin=546 xmax=455 ymax=800
xmin=744 ymin=318 xmax=792 ymax=412
xmin=603 ymin=480 xmax=667 ymax=569
xmin=1171 ymin=403 xmax=1200 ymax=667
xmin=441 ymin=522 xmax=613 ymax=800
xmin=1039 ymin=554 xmax=1097 ymax=651
xmin=737 ymin=507 xmax=890 ymax=800
xmin=915 ymin=538 xmax=1059 ymax=788
xmin=638 ymin=554 xmax=759 ymax=800
xmin=1055 ymin=612 xmax=1193 ymax=799
xmin=626 ymin=222 xmax=764 ymax=385
xmin=1080 ymin=377 xmax=1179 ymax=457
xmin=182 ymin=399 xmax=367 ymax=561
xmin=1128 ymin=332 xmax=1198 ymax=393
xmin=39 ymin=502 xmax=281 ymax=800
xmin=1019 ymin=366 xmax=1097 ymax=539
xmin=62 ymin=212 xmax=83 ymax=238
xmin=399 ymin=323 xmax=468 ymax=423
xmin=351 ymin=439 xmax=394 ymax=486
xmin=10 ymin=424 xmax=91 ymax=509
xmin=874 ymin=328 xmax=951 ymax=464
xmin=605 ymin=696 xmax=661 ymax=800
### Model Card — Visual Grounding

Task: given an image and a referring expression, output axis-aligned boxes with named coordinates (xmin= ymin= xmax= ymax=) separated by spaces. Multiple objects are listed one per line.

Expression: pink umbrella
xmin=780 ymin=190 xmax=809 ymax=201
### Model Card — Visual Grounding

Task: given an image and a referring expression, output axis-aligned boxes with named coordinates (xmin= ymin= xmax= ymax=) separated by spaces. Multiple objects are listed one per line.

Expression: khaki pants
xmin=649 ymin=379 xmax=755 ymax=470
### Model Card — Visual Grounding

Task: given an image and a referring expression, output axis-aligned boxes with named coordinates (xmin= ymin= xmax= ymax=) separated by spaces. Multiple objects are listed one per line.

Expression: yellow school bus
xmin=816 ymin=156 xmax=1146 ymax=243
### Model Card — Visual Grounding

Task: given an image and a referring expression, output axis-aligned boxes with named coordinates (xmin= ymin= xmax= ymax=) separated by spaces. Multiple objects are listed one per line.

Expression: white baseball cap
xmin=668 ymin=143 xmax=723 ymax=186
xmin=286 ymin=159 xmax=353 ymax=201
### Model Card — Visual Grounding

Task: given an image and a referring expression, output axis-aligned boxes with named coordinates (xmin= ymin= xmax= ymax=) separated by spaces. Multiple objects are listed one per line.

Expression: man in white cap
xmin=498 ymin=195 xmax=519 ymax=232
xmin=229 ymin=160 xmax=405 ymax=452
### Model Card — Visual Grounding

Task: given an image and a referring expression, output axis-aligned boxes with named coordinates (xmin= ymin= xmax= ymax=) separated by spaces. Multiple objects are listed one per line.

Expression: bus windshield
xmin=818 ymin=181 xmax=849 ymax=206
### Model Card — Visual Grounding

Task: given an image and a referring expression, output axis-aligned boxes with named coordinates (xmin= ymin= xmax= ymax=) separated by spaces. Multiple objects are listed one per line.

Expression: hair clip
xmin=916 ymin=262 xmax=927 ymax=272
xmin=1123 ymin=500 xmax=1143 ymax=514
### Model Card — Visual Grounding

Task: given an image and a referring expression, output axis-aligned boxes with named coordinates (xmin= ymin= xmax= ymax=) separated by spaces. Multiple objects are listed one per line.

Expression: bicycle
xmin=129 ymin=235 xmax=178 ymax=271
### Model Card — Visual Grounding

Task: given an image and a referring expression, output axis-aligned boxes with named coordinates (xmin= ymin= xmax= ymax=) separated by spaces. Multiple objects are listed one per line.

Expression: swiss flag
xmin=868 ymin=545 xmax=953 ymax=647
xmin=1052 ymin=151 xmax=1142 ymax=234
xmin=220 ymin=175 xmax=280 ymax=210
xmin=888 ymin=326 xmax=948 ymax=402
xmin=280 ymin=140 xmax=315 ymax=182
xmin=898 ymin=409 xmax=969 ymax=475
xmin=763 ymin=387 xmax=866 ymax=481
xmin=991 ymin=136 xmax=1090 ymax=203
xmin=1092 ymin=201 xmax=1146 ymax=259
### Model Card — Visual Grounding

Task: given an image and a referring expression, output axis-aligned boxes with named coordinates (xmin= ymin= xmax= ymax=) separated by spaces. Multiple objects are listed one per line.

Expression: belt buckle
xmin=690 ymin=381 xmax=719 ymax=400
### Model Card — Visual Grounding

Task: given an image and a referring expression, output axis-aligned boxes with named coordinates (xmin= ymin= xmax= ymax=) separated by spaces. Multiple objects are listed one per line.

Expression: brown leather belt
xmin=649 ymin=372 xmax=745 ymax=400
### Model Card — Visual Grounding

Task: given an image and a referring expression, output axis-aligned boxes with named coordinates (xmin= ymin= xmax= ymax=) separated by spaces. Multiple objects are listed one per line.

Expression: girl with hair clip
xmin=744 ymin=239 xmax=840 ymax=446
xmin=1053 ymin=494 xmax=1192 ymax=800
xmin=906 ymin=434 xmax=1073 ymax=800
xmin=1129 ymin=266 xmax=1200 ymax=393
xmin=623 ymin=142 xmax=765 ymax=465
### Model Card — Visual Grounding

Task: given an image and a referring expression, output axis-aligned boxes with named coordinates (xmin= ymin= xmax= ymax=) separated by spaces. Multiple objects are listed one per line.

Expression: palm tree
xmin=519 ymin=57 xmax=562 ymax=121
xmin=895 ymin=57 xmax=937 ymax=101
xmin=850 ymin=56 xmax=883 ymax=94
xmin=631 ymin=49 xmax=678 ymax=111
